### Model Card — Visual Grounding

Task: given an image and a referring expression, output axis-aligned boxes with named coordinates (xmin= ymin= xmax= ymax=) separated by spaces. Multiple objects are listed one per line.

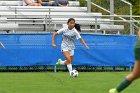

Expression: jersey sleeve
xmin=57 ymin=28 xmax=65 ymax=34
xmin=75 ymin=30 xmax=81 ymax=39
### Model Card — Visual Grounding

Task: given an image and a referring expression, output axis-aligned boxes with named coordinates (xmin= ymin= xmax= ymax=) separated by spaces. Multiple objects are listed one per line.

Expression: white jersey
xmin=57 ymin=26 xmax=81 ymax=50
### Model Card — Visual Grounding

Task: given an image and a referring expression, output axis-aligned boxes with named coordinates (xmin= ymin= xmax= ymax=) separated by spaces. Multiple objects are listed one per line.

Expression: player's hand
xmin=52 ymin=43 xmax=56 ymax=48
xmin=0 ymin=42 xmax=6 ymax=48
xmin=86 ymin=46 xmax=89 ymax=49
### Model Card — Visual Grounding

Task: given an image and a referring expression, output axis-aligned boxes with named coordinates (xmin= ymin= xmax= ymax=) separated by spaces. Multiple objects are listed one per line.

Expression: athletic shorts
xmin=62 ymin=49 xmax=74 ymax=56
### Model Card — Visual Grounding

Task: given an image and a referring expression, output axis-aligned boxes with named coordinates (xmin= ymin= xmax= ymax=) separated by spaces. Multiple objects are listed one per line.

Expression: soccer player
xmin=109 ymin=29 xmax=140 ymax=93
xmin=52 ymin=18 xmax=89 ymax=76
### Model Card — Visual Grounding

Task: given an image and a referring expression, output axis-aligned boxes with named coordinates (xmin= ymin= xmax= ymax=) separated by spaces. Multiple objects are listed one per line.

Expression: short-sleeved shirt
xmin=57 ymin=26 xmax=81 ymax=50
xmin=135 ymin=38 xmax=140 ymax=48
xmin=22 ymin=0 xmax=35 ymax=6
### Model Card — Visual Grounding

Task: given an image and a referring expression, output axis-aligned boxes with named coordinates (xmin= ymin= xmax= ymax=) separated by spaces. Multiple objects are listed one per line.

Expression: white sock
xmin=67 ymin=64 xmax=72 ymax=73
xmin=60 ymin=60 xmax=66 ymax=65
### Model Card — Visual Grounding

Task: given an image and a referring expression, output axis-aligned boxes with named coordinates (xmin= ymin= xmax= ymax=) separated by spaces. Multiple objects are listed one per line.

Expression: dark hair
xmin=67 ymin=18 xmax=81 ymax=32
xmin=67 ymin=18 xmax=75 ymax=24
xmin=75 ymin=23 xmax=81 ymax=32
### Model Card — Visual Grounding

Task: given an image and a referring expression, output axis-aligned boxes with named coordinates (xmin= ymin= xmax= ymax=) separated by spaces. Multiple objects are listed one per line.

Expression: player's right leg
xmin=62 ymin=51 xmax=73 ymax=75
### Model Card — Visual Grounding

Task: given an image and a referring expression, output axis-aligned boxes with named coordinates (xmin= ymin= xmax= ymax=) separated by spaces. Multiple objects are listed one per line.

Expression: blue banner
xmin=0 ymin=34 xmax=136 ymax=66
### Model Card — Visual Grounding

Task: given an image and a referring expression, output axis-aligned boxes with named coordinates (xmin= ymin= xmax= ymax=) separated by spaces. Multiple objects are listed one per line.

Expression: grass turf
xmin=0 ymin=72 xmax=139 ymax=93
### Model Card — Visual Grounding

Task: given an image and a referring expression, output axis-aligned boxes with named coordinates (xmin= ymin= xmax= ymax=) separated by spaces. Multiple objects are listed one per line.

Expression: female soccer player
xmin=52 ymin=18 xmax=89 ymax=76
xmin=109 ymin=29 xmax=140 ymax=93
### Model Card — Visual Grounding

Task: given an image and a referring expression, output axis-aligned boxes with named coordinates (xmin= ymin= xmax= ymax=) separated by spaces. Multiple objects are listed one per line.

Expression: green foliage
xmin=79 ymin=0 xmax=139 ymax=34
xmin=79 ymin=0 xmax=140 ymax=15
xmin=127 ymin=0 xmax=140 ymax=15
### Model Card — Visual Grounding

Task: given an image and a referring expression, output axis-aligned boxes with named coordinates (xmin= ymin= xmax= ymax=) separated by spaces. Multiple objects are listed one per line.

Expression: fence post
xmin=110 ymin=0 xmax=114 ymax=25
xmin=45 ymin=15 xmax=47 ymax=31
xmin=130 ymin=4 xmax=133 ymax=35
xmin=95 ymin=16 xmax=97 ymax=33
xmin=129 ymin=66 xmax=132 ymax=72
xmin=87 ymin=0 xmax=91 ymax=13
xmin=54 ymin=65 xmax=56 ymax=72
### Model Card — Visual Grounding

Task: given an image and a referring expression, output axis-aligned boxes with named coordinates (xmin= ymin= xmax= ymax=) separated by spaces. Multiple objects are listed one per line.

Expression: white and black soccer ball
xmin=70 ymin=70 xmax=78 ymax=77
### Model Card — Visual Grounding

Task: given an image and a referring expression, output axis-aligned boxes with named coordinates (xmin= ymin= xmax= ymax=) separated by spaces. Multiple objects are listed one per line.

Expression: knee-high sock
xmin=67 ymin=64 xmax=72 ymax=73
xmin=116 ymin=78 xmax=132 ymax=92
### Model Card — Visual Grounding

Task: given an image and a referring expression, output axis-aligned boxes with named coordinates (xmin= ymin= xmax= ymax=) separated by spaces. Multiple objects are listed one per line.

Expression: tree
xmin=127 ymin=0 xmax=140 ymax=15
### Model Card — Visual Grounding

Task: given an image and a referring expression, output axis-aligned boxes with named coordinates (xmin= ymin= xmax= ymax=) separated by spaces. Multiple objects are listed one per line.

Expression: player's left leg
xmin=67 ymin=50 xmax=74 ymax=76
xmin=109 ymin=61 xmax=140 ymax=93
xmin=56 ymin=59 xmax=65 ymax=65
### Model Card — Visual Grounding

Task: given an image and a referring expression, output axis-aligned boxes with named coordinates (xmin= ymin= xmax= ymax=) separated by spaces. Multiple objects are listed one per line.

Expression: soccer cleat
xmin=109 ymin=88 xmax=119 ymax=93
xmin=56 ymin=59 xmax=62 ymax=65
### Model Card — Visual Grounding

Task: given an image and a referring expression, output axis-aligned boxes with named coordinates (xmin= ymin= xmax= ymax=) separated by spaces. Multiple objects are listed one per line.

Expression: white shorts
xmin=62 ymin=49 xmax=74 ymax=56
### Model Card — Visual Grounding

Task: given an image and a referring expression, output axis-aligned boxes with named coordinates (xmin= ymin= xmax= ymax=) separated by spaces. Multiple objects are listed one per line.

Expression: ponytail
xmin=75 ymin=23 xmax=81 ymax=32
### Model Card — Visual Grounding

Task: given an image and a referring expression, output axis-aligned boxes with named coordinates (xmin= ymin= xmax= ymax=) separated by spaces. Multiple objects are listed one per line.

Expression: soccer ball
xmin=70 ymin=70 xmax=78 ymax=77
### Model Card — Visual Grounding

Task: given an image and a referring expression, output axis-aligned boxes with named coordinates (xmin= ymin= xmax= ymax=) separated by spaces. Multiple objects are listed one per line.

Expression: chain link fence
xmin=0 ymin=65 xmax=133 ymax=72
xmin=80 ymin=0 xmax=140 ymax=33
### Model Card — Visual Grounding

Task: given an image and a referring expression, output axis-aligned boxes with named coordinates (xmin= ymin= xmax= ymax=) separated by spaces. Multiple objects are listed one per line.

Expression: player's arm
xmin=79 ymin=38 xmax=89 ymax=49
xmin=138 ymin=29 xmax=140 ymax=39
xmin=52 ymin=28 xmax=64 ymax=48
xmin=75 ymin=30 xmax=89 ymax=49
xmin=52 ymin=32 xmax=58 ymax=48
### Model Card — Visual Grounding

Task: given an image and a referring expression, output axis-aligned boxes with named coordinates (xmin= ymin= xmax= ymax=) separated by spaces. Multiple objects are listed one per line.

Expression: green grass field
xmin=0 ymin=72 xmax=139 ymax=93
